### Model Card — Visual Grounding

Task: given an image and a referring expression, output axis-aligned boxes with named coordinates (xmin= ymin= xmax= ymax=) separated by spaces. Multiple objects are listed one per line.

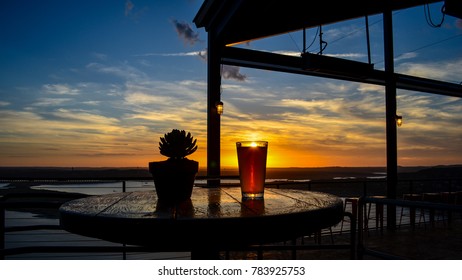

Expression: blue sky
xmin=0 ymin=0 xmax=461 ymax=168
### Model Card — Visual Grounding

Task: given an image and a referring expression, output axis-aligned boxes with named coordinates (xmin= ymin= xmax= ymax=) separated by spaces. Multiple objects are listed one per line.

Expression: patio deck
xmin=3 ymin=195 xmax=461 ymax=260
xmin=2 ymin=173 xmax=461 ymax=260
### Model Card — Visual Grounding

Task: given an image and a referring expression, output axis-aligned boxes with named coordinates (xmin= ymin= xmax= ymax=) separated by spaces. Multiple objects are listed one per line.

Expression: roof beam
xmin=222 ymin=47 xmax=462 ymax=98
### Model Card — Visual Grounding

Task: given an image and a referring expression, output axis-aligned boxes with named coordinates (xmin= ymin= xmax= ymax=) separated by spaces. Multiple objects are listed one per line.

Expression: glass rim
xmin=236 ymin=141 xmax=268 ymax=147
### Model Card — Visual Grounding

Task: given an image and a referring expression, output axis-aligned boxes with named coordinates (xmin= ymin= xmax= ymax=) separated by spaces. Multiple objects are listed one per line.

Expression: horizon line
xmin=1 ymin=164 xmax=461 ymax=169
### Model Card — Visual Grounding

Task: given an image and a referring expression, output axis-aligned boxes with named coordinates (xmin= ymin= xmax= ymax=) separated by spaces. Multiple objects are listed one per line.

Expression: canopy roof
xmin=194 ymin=0 xmax=461 ymax=98
xmin=195 ymin=0 xmax=442 ymax=46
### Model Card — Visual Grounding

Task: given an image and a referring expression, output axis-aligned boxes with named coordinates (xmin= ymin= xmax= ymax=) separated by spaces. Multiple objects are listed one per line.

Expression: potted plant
xmin=149 ymin=129 xmax=199 ymax=201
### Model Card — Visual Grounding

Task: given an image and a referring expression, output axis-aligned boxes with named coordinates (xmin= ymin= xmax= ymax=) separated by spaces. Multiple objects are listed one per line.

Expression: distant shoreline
xmin=1 ymin=165 xmax=461 ymax=181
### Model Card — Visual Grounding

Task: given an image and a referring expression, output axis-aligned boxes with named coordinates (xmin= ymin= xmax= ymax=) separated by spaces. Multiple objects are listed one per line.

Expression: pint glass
xmin=236 ymin=141 xmax=268 ymax=199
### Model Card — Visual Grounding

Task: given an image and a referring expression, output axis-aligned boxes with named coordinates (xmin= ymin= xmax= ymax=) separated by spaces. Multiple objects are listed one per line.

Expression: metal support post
xmin=207 ymin=32 xmax=222 ymax=187
xmin=383 ymin=6 xmax=398 ymax=230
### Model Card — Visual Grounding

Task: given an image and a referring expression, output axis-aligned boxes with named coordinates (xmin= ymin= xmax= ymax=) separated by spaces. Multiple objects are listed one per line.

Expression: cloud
xmin=122 ymin=86 xmax=206 ymax=131
xmin=125 ymin=111 xmax=184 ymax=123
xmin=34 ymin=82 xmax=116 ymax=108
xmin=81 ymin=101 xmax=101 ymax=106
xmin=124 ymin=92 xmax=172 ymax=105
xmin=394 ymin=52 xmax=418 ymax=62
xmin=93 ymin=52 xmax=108 ymax=60
xmin=125 ymin=0 xmax=134 ymax=17
xmin=278 ymin=98 xmax=347 ymax=116
xmin=50 ymin=108 xmax=119 ymax=125
xmin=86 ymin=62 xmax=146 ymax=81
xmin=272 ymin=50 xmax=301 ymax=56
xmin=0 ymin=108 xmax=155 ymax=166
xmin=43 ymin=84 xmax=80 ymax=95
xmin=357 ymin=83 xmax=383 ymax=93
xmin=326 ymin=53 xmax=367 ymax=59
xmin=172 ymin=19 xmax=200 ymax=46
xmin=273 ymin=50 xmax=366 ymax=60
xmin=32 ymin=97 xmax=73 ymax=107
xmin=0 ymin=101 xmax=10 ymax=106
xmin=1 ymin=109 xmax=130 ymax=141
xmin=397 ymin=58 xmax=462 ymax=82
xmin=395 ymin=91 xmax=462 ymax=165
xmin=222 ymin=65 xmax=247 ymax=81
xmin=119 ymin=78 xmax=208 ymax=141
xmin=324 ymin=23 xmax=365 ymax=41
xmin=124 ymin=0 xmax=148 ymax=21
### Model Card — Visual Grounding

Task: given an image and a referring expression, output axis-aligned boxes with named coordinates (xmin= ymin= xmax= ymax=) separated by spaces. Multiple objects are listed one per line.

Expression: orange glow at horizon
xmin=218 ymin=132 xmax=390 ymax=168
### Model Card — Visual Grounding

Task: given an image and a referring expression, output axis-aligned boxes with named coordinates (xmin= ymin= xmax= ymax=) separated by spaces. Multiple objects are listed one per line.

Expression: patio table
xmin=59 ymin=187 xmax=343 ymax=259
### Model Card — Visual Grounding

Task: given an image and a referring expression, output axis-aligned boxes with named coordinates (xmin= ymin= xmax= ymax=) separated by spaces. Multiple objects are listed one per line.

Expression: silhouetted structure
xmin=194 ymin=0 xmax=462 ymax=229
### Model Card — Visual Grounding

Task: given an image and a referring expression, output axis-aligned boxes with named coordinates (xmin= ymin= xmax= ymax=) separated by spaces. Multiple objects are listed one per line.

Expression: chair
xmin=440 ymin=191 xmax=458 ymax=223
xmin=365 ymin=195 xmax=386 ymax=234
xmin=441 ymin=192 xmax=456 ymax=205
xmin=340 ymin=197 xmax=359 ymax=234
xmin=399 ymin=193 xmax=423 ymax=228
xmin=340 ymin=197 xmax=372 ymax=236
xmin=422 ymin=192 xmax=443 ymax=227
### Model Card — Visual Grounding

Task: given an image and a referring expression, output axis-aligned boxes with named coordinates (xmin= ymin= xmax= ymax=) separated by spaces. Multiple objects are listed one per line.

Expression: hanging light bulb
xmin=396 ymin=115 xmax=403 ymax=127
xmin=216 ymin=101 xmax=223 ymax=115
xmin=216 ymin=66 xmax=224 ymax=115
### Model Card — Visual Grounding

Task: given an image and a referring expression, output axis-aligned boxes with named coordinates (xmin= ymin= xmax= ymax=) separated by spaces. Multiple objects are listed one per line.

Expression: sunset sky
xmin=1 ymin=0 xmax=461 ymax=168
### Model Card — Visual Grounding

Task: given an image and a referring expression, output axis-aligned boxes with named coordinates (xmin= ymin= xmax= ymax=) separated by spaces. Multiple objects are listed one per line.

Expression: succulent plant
xmin=159 ymin=129 xmax=198 ymax=160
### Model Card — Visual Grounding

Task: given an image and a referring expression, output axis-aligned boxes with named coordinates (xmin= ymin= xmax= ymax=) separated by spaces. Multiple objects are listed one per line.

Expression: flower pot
xmin=148 ymin=159 xmax=199 ymax=202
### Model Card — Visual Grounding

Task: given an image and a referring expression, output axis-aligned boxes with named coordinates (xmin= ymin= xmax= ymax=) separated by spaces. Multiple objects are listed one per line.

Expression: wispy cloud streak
xmin=134 ymin=51 xmax=205 ymax=57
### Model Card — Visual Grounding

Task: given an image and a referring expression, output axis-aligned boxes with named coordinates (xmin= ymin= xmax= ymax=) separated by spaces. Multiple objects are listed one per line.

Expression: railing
xmin=2 ymin=175 xmax=461 ymax=196
xmin=357 ymin=196 xmax=462 ymax=259
xmin=1 ymin=176 xmax=461 ymax=259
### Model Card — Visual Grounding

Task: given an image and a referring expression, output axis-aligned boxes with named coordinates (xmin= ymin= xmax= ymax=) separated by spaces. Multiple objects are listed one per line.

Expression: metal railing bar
xmin=362 ymin=196 xmax=462 ymax=212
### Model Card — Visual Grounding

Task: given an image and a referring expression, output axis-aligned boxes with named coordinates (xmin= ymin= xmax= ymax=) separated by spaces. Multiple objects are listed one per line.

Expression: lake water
xmin=31 ymin=181 xmax=155 ymax=195
xmin=29 ymin=178 xmax=312 ymax=195
xmin=0 ymin=183 xmax=14 ymax=189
